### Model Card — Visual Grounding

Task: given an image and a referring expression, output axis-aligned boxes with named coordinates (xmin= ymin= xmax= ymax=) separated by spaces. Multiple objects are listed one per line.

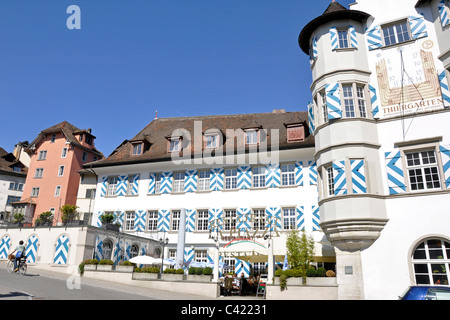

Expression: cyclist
xmin=10 ymin=240 xmax=26 ymax=272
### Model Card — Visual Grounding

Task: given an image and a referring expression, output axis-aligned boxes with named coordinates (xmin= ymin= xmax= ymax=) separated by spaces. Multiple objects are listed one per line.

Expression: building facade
xmin=87 ymin=111 xmax=335 ymax=279
xmin=15 ymin=122 xmax=103 ymax=225
xmin=299 ymin=0 xmax=450 ymax=299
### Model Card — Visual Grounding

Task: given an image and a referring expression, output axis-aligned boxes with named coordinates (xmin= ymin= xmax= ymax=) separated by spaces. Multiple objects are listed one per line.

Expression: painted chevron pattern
xmin=116 ymin=175 xmax=128 ymax=196
xmin=439 ymin=0 xmax=450 ymax=27
xmin=0 ymin=235 xmax=11 ymax=259
xmin=440 ymin=144 xmax=450 ymax=189
xmin=141 ymin=245 xmax=147 ymax=256
xmin=186 ymin=209 xmax=196 ymax=232
xmin=237 ymin=166 xmax=252 ymax=189
xmin=265 ymin=163 xmax=280 ymax=188
xmin=351 ymin=159 xmax=367 ymax=194
xmin=235 ymin=259 xmax=251 ymax=278
xmin=330 ymin=26 xmax=338 ymax=50
xmin=349 ymin=25 xmax=358 ymax=48
xmin=53 ymin=235 xmax=69 ymax=265
xmin=26 ymin=235 xmax=39 ymax=264
xmin=308 ymin=101 xmax=315 ymax=135
xmin=113 ymin=240 xmax=122 ymax=265
xmin=160 ymin=172 xmax=173 ymax=194
xmin=333 ymin=161 xmax=348 ymax=196
xmin=438 ymin=70 xmax=450 ymax=107
xmin=295 ymin=161 xmax=304 ymax=186
xmin=92 ymin=211 xmax=103 ymax=228
xmin=100 ymin=177 xmax=108 ymax=197
xmin=409 ymin=15 xmax=428 ymax=39
xmin=312 ymin=206 xmax=321 ymax=231
xmin=94 ymin=236 xmax=103 ymax=261
xmin=385 ymin=150 xmax=406 ymax=194
xmin=184 ymin=170 xmax=198 ymax=192
xmin=130 ymin=174 xmax=140 ymax=195
xmin=209 ymin=208 xmax=223 ymax=231
xmin=125 ymin=242 xmax=131 ymax=261
xmin=148 ymin=173 xmax=156 ymax=194
xmin=369 ymin=85 xmax=381 ymax=119
xmin=185 ymin=248 xmax=194 ymax=264
xmin=210 ymin=168 xmax=224 ymax=191
xmin=312 ymin=37 xmax=318 ymax=60
xmin=265 ymin=207 xmax=281 ymax=231
xmin=325 ymin=83 xmax=342 ymax=120
xmin=296 ymin=206 xmax=305 ymax=231
xmin=113 ymin=211 xmax=124 ymax=230
xmin=158 ymin=210 xmax=170 ymax=232
xmin=366 ymin=25 xmax=382 ymax=50
xmin=237 ymin=208 xmax=251 ymax=231
xmin=134 ymin=210 xmax=146 ymax=232
xmin=309 ymin=161 xmax=318 ymax=185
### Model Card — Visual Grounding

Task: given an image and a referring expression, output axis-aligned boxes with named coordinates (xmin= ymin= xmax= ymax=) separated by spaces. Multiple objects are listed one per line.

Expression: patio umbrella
xmin=189 ymin=261 xmax=208 ymax=268
xmin=129 ymin=255 xmax=159 ymax=265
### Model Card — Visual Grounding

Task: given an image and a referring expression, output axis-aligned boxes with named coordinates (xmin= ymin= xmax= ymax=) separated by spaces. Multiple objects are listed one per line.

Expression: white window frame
xmin=224 ymin=209 xmax=237 ymax=231
xmin=224 ymin=168 xmax=237 ymax=190
xmin=125 ymin=211 xmax=135 ymax=231
xmin=281 ymin=164 xmax=295 ymax=186
xmin=245 ymin=130 xmax=258 ymax=145
xmin=197 ymin=209 xmax=209 ymax=231
xmin=341 ymin=83 xmax=369 ymax=118
xmin=132 ymin=143 xmax=143 ymax=155
xmin=169 ymin=139 xmax=180 ymax=153
xmin=38 ymin=150 xmax=47 ymax=160
xmin=205 ymin=134 xmax=219 ymax=149
xmin=34 ymin=168 xmax=44 ymax=178
xmin=107 ymin=177 xmax=118 ymax=196
xmin=147 ymin=210 xmax=158 ymax=231
xmin=337 ymin=28 xmax=350 ymax=49
xmin=31 ymin=187 xmax=40 ymax=197
xmin=381 ymin=20 xmax=411 ymax=46
xmin=412 ymin=238 xmax=450 ymax=287
xmin=172 ymin=210 xmax=181 ymax=231
xmin=326 ymin=165 xmax=335 ymax=196
xmin=54 ymin=185 xmax=61 ymax=197
xmin=283 ymin=208 xmax=296 ymax=230
xmin=405 ymin=149 xmax=441 ymax=191
xmin=172 ymin=172 xmax=185 ymax=193
xmin=197 ymin=170 xmax=210 ymax=191
xmin=61 ymin=148 xmax=68 ymax=158
xmin=154 ymin=174 xmax=162 ymax=194
xmin=252 ymin=167 xmax=266 ymax=188
xmin=58 ymin=165 xmax=65 ymax=177
xmin=252 ymin=209 xmax=266 ymax=230
xmin=195 ymin=250 xmax=208 ymax=263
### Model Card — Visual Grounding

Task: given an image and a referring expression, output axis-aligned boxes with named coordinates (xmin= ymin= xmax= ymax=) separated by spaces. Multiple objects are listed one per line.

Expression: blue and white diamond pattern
xmin=148 ymin=173 xmax=156 ymax=194
xmin=349 ymin=25 xmax=358 ymax=48
xmin=296 ymin=206 xmax=305 ymax=231
xmin=184 ymin=170 xmax=198 ymax=193
xmin=186 ymin=209 xmax=196 ymax=232
xmin=330 ymin=26 xmax=338 ymax=50
xmin=116 ymin=175 xmax=128 ymax=196
xmin=385 ymin=150 xmax=406 ymax=195
xmin=333 ymin=161 xmax=348 ymax=196
xmin=295 ymin=161 xmax=304 ymax=186
xmin=409 ymin=15 xmax=428 ymax=40
xmin=235 ymin=259 xmax=251 ymax=278
xmin=113 ymin=240 xmax=122 ymax=265
xmin=94 ymin=236 xmax=103 ymax=261
xmin=312 ymin=206 xmax=321 ymax=231
xmin=312 ymin=37 xmax=318 ymax=61
xmin=26 ymin=235 xmax=39 ymax=264
xmin=325 ymin=83 xmax=342 ymax=120
xmin=366 ymin=25 xmax=382 ymax=50
xmin=237 ymin=208 xmax=251 ymax=231
xmin=309 ymin=161 xmax=318 ymax=185
xmin=210 ymin=168 xmax=224 ymax=191
xmin=92 ymin=211 xmax=103 ymax=228
xmin=265 ymin=207 xmax=281 ymax=231
xmin=439 ymin=0 xmax=450 ymax=27
xmin=185 ymin=248 xmax=194 ymax=264
xmin=265 ymin=163 xmax=280 ymax=188
xmin=308 ymin=101 xmax=315 ymax=135
xmin=369 ymin=85 xmax=381 ymax=119
xmin=158 ymin=210 xmax=170 ymax=232
xmin=160 ymin=172 xmax=173 ymax=194
xmin=125 ymin=242 xmax=131 ymax=261
xmin=0 ymin=235 xmax=11 ymax=259
xmin=209 ymin=208 xmax=223 ymax=231
xmin=53 ymin=234 xmax=69 ymax=265
xmin=438 ymin=70 xmax=450 ymax=108
xmin=134 ymin=210 xmax=146 ymax=232
xmin=100 ymin=177 xmax=108 ymax=197
xmin=237 ymin=166 xmax=252 ymax=189
xmin=439 ymin=144 xmax=450 ymax=189
xmin=351 ymin=159 xmax=367 ymax=194
xmin=130 ymin=174 xmax=140 ymax=195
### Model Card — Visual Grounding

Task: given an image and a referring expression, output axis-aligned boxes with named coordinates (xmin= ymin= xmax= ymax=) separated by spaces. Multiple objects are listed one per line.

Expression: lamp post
xmin=159 ymin=236 xmax=169 ymax=276
xmin=209 ymin=226 xmax=220 ymax=282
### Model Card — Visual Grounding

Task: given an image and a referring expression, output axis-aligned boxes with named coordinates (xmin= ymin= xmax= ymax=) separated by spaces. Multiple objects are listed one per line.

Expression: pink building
xmin=16 ymin=121 xmax=103 ymax=225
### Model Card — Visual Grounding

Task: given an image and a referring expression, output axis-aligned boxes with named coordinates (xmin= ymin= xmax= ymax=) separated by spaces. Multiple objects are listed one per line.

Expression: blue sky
xmin=0 ymin=0 xmax=353 ymax=156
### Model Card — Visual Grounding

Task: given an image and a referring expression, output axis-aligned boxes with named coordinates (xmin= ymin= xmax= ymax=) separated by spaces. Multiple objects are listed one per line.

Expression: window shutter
xmin=309 ymin=161 xmax=318 ymax=185
xmin=350 ymin=159 xmax=367 ymax=194
xmin=148 ymin=173 xmax=156 ymax=194
xmin=186 ymin=209 xmax=196 ymax=232
xmin=157 ymin=209 xmax=170 ymax=232
xmin=438 ymin=70 xmax=450 ymax=108
xmin=134 ymin=210 xmax=146 ymax=232
xmin=312 ymin=205 xmax=321 ymax=231
xmin=439 ymin=0 xmax=450 ymax=27
xmin=116 ymin=175 xmax=127 ymax=196
xmin=208 ymin=208 xmax=223 ymax=231
xmin=307 ymin=101 xmax=315 ymax=135
xmin=295 ymin=161 xmax=304 ymax=186
xmin=100 ymin=177 xmax=108 ymax=197
xmin=366 ymin=25 xmax=383 ymax=50
xmin=384 ymin=150 xmax=406 ymax=194
xmin=369 ymin=84 xmax=381 ymax=119
xmin=330 ymin=26 xmax=338 ymax=50
xmin=409 ymin=15 xmax=428 ymax=39
xmin=325 ymin=83 xmax=342 ymax=120
xmin=210 ymin=168 xmax=224 ymax=191
xmin=312 ymin=37 xmax=318 ymax=60
xmin=265 ymin=207 xmax=281 ymax=232
xmin=439 ymin=144 xmax=450 ymax=189
xmin=131 ymin=174 xmax=140 ymax=195
xmin=349 ymin=25 xmax=358 ymax=48
xmin=184 ymin=170 xmax=198 ymax=192
xmin=237 ymin=208 xmax=251 ymax=231
xmin=160 ymin=172 xmax=173 ymax=194
xmin=296 ymin=206 xmax=305 ymax=231
xmin=332 ymin=161 xmax=348 ymax=196
xmin=265 ymin=163 xmax=280 ymax=188
xmin=237 ymin=166 xmax=252 ymax=190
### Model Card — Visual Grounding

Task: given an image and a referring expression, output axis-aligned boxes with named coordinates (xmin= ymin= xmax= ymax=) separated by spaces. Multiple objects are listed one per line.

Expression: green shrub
xmin=284 ymin=269 xmax=301 ymax=278
xmin=195 ymin=267 xmax=204 ymax=275
xmin=176 ymin=268 xmax=184 ymax=274
xmin=134 ymin=267 xmax=142 ymax=273
xmin=142 ymin=267 xmax=160 ymax=273
xmin=120 ymin=260 xmax=133 ymax=266
xmin=85 ymin=259 xmax=99 ymax=265
xmin=306 ymin=268 xmax=317 ymax=277
xmin=188 ymin=267 xmax=196 ymax=275
xmin=275 ymin=269 xmax=284 ymax=277
xmin=279 ymin=274 xmax=287 ymax=291
xmin=99 ymin=259 xmax=114 ymax=265
xmin=316 ymin=267 xmax=327 ymax=277
xmin=203 ymin=267 xmax=213 ymax=275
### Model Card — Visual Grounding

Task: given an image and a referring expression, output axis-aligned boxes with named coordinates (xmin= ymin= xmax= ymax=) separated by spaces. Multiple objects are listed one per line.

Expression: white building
xmin=87 ymin=111 xmax=335 ymax=279
xmin=299 ymin=0 xmax=450 ymax=299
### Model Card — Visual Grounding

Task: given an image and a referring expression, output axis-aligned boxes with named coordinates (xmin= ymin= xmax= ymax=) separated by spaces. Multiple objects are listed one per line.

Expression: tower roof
xmin=298 ymin=1 xmax=371 ymax=54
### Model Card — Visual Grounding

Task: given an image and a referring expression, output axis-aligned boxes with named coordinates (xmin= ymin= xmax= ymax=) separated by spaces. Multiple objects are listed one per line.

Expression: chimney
xmin=272 ymin=109 xmax=286 ymax=114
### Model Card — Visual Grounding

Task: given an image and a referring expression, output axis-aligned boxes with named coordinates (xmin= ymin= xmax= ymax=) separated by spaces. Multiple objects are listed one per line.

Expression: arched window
xmin=412 ymin=238 xmax=450 ymax=286
xmin=102 ymin=239 xmax=113 ymax=261
xmin=130 ymin=244 xmax=139 ymax=259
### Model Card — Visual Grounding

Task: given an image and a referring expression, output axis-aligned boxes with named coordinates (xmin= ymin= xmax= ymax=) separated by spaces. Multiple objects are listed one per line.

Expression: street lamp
xmin=158 ymin=236 xmax=169 ymax=276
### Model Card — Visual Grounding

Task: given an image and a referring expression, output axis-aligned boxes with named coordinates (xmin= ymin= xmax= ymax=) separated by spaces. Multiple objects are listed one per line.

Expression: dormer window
xmin=205 ymin=134 xmax=218 ymax=149
xmin=169 ymin=138 xmax=181 ymax=153
xmin=132 ymin=143 xmax=143 ymax=155
xmin=287 ymin=124 xmax=305 ymax=143
xmin=245 ymin=130 xmax=258 ymax=145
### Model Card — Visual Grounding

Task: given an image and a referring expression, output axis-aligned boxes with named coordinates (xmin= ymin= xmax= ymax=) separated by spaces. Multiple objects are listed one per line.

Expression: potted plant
xmin=82 ymin=259 xmax=99 ymax=271
xmin=61 ymin=204 xmax=82 ymax=225
xmin=116 ymin=260 xmax=135 ymax=272
xmin=97 ymin=259 xmax=114 ymax=271
xmin=186 ymin=267 xmax=213 ymax=282
xmin=161 ymin=268 xmax=185 ymax=281
xmin=35 ymin=211 xmax=53 ymax=226
xmin=132 ymin=266 xmax=160 ymax=280
xmin=100 ymin=213 xmax=121 ymax=232
xmin=9 ymin=213 xmax=24 ymax=227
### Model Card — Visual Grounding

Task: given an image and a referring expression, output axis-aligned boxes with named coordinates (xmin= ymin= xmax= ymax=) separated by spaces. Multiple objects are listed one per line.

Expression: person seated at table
xmin=239 ymin=272 xmax=250 ymax=295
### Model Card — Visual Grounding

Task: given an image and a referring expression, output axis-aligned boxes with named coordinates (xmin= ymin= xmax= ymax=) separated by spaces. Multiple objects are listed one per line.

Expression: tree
xmin=286 ymin=230 xmax=315 ymax=284
xmin=61 ymin=204 xmax=79 ymax=223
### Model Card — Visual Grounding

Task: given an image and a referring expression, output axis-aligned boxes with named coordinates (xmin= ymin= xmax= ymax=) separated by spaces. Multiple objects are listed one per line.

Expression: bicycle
xmin=6 ymin=255 xmax=27 ymax=276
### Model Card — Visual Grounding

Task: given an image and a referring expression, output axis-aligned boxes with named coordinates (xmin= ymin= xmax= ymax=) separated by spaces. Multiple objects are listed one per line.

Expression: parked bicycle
xmin=6 ymin=254 xmax=27 ymax=276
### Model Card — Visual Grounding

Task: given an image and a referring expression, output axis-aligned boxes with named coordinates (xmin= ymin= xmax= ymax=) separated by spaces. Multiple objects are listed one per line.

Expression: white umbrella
xmin=129 ymin=255 xmax=159 ymax=265
xmin=189 ymin=261 xmax=208 ymax=268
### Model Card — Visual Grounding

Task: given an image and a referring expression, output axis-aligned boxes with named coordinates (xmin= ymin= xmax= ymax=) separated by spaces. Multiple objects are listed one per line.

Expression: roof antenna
xmin=155 ymin=110 xmax=158 ymax=119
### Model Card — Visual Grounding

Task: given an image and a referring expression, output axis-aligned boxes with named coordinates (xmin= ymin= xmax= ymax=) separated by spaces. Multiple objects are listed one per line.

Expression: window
xmin=173 ymin=172 xmax=185 ymax=193
xmin=205 ymin=134 xmax=218 ymax=149
xmin=51 ymin=134 xmax=56 ymax=143
xmin=356 ymin=86 xmax=367 ymax=118
xmin=125 ymin=211 xmax=135 ymax=231
xmin=61 ymin=148 xmax=68 ymax=158
xmin=283 ymin=208 xmax=296 ymax=230
xmin=85 ymin=188 xmax=96 ymax=199
xmin=132 ymin=143 xmax=142 ymax=155
xmin=245 ymin=130 xmax=258 ymax=145
xmin=198 ymin=170 xmax=210 ymax=191
xmin=9 ymin=182 xmax=23 ymax=191
xmin=82 ymin=152 xmax=88 ymax=162
xmin=338 ymin=29 xmax=349 ymax=48
xmin=319 ymin=91 xmax=328 ymax=124
xmin=252 ymin=209 xmax=266 ymax=230
xmin=224 ymin=209 xmax=237 ymax=231
xmin=341 ymin=84 xmax=368 ymax=118
xmin=31 ymin=187 xmax=40 ymax=197
xmin=406 ymin=150 xmax=441 ymax=191
xmin=169 ymin=139 xmax=180 ymax=152
xmin=54 ymin=185 xmax=61 ymax=197
xmin=225 ymin=168 xmax=237 ymax=190
xmin=58 ymin=165 xmax=65 ymax=177
xmin=195 ymin=250 xmax=208 ymax=263
xmin=13 ymin=167 xmax=21 ymax=173
xmin=107 ymin=177 xmax=118 ymax=196
xmin=342 ymin=84 xmax=356 ymax=117
xmin=197 ymin=210 xmax=209 ymax=231
xmin=412 ymin=239 xmax=450 ymax=286
xmin=172 ymin=210 xmax=181 ymax=231
xmin=281 ymin=164 xmax=295 ymax=186
xmin=154 ymin=174 xmax=162 ymax=194
xmin=38 ymin=150 xmax=47 ymax=160
xmin=6 ymin=196 xmax=21 ymax=205
xmin=34 ymin=168 xmax=44 ymax=178
xmin=382 ymin=21 xmax=411 ymax=46
xmin=147 ymin=211 xmax=158 ymax=231
xmin=326 ymin=166 xmax=335 ymax=196
xmin=252 ymin=167 xmax=266 ymax=188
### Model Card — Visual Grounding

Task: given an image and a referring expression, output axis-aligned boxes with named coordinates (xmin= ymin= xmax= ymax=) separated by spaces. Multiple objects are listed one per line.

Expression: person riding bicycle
xmin=10 ymin=240 xmax=26 ymax=272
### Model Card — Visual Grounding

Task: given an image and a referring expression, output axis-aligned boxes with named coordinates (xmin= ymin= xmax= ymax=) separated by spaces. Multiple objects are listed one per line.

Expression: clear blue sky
xmin=0 ymin=0 xmax=353 ymax=157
